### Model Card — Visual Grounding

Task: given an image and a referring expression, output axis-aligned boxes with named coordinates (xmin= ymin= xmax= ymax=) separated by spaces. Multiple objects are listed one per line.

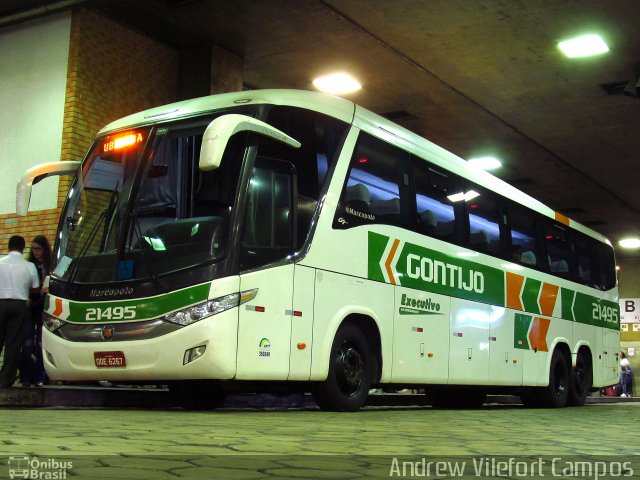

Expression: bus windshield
xmin=53 ymin=118 xmax=242 ymax=283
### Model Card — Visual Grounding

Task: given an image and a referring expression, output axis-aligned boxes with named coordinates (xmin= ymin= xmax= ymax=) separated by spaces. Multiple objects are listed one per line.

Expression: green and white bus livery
xmin=18 ymin=89 xmax=619 ymax=410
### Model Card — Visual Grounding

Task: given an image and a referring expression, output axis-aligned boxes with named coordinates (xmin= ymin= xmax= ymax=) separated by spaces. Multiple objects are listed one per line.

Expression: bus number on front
xmin=86 ymin=306 xmax=136 ymax=321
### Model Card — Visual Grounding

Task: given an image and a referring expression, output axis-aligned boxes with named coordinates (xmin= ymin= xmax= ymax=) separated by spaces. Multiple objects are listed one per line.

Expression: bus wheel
xmin=312 ymin=324 xmax=371 ymax=411
xmin=537 ymin=350 xmax=570 ymax=408
xmin=567 ymin=352 xmax=592 ymax=406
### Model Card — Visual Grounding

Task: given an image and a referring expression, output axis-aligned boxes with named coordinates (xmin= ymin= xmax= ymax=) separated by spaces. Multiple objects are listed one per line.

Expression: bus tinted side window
xmin=574 ymin=233 xmax=595 ymax=286
xmin=412 ymin=159 xmax=459 ymax=242
xmin=596 ymin=243 xmax=617 ymax=290
xmin=544 ymin=223 xmax=572 ymax=277
xmin=263 ymin=106 xmax=348 ymax=248
xmin=464 ymin=185 xmax=502 ymax=256
xmin=335 ymin=133 xmax=411 ymax=228
xmin=506 ymin=203 xmax=539 ymax=267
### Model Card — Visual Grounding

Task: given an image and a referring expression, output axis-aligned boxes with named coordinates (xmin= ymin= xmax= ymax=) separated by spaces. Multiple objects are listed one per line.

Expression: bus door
xmin=236 ymin=157 xmax=296 ymax=380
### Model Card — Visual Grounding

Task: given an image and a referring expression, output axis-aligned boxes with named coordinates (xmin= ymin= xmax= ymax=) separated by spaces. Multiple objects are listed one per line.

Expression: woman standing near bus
xmin=19 ymin=235 xmax=52 ymax=387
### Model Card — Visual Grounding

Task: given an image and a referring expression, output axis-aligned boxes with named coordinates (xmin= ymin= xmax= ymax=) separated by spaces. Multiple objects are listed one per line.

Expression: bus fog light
xmin=183 ymin=345 xmax=206 ymax=365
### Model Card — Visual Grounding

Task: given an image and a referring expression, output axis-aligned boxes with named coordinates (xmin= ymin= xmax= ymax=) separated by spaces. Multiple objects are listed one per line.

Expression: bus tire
xmin=567 ymin=351 xmax=592 ymax=406
xmin=537 ymin=349 xmax=570 ymax=408
xmin=312 ymin=324 xmax=371 ymax=411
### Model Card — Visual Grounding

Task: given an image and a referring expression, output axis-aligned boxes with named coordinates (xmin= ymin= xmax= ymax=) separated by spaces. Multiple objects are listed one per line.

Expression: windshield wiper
xmin=65 ymin=187 xmax=119 ymax=291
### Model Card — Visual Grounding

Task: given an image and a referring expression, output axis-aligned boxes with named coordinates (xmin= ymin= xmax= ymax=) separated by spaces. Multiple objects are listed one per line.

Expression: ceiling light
xmin=619 ymin=238 xmax=640 ymax=249
xmin=558 ymin=34 xmax=609 ymax=58
xmin=468 ymin=156 xmax=502 ymax=171
xmin=312 ymin=72 xmax=362 ymax=95
xmin=447 ymin=190 xmax=480 ymax=203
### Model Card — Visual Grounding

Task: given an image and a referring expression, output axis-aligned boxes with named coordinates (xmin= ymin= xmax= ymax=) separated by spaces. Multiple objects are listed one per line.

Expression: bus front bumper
xmin=42 ymin=310 xmax=238 ymax=382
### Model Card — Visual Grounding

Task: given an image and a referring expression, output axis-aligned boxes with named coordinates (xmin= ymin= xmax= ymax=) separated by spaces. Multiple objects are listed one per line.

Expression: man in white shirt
xmin=0 ymin=235 xmax=39 ymax=388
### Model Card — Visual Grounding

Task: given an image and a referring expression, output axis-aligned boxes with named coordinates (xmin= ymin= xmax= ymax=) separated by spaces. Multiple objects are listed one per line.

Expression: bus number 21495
xmin=86 ymin=306 xmax=137 ymax=321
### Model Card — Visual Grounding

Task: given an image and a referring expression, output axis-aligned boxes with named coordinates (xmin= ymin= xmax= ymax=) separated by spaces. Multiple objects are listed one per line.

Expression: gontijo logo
xmin=368 ymin=232 xmax=504 ymax=306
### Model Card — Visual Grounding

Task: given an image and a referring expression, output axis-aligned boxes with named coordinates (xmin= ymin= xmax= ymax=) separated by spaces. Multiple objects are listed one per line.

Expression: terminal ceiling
xmin=2 ymin=0 xmax=639 ymax=258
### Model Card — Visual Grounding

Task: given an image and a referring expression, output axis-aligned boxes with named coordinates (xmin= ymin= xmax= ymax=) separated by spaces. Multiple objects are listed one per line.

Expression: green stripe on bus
xmin=521 ymin=278 xmax=542 ymax=315
xmin=561 ymin=288 xmax=575 ymax=321
xmin=514 ymin=313 xmax=532 ymax=350
xmin=65 ymin=282 xmax=211 ymax=323
xmin=367 ymin=232 xmax=389 ymax=283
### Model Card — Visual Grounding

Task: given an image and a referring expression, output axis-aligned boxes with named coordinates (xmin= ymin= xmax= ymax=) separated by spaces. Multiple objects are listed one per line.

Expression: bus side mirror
xmin=199 ymin=114 xmax=301 ymax=171
xmin=16 ymin=161 xmax=80 ymax=216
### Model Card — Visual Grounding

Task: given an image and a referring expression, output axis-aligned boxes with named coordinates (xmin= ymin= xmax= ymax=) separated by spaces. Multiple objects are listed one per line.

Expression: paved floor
xmin=0 ymin=402 xmax=638 ymax=479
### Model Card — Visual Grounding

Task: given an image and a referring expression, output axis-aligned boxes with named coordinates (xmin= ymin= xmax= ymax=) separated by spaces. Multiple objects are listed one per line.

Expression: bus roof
xmin=99 ymin=89 xmax=609 ymax=244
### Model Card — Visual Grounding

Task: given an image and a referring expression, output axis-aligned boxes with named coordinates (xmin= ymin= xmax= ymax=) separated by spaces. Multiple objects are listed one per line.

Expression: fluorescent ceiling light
xmin=447 ymin=190 xmax=480 ymax=203
xmin=558 ymin=34 xmax=609 ymax=58
xmin=312 ymin=72 xmax=362 ymax=94
xmin=468 ymin=156 xmax=502 ymax=171
xmin=619 ymin=238 xmax=640 ymax=249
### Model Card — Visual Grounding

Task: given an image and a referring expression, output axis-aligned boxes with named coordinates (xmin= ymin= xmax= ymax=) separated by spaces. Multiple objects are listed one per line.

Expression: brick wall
xmin=0 ymin=8 xmax=178 ymax=254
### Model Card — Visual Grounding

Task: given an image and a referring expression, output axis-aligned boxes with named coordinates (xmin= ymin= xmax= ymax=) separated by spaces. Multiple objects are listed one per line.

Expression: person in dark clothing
xmin=0 ymin=235 xmax=39 ymax=388
xmin=19 ymin=235 xmax=52 ymax=387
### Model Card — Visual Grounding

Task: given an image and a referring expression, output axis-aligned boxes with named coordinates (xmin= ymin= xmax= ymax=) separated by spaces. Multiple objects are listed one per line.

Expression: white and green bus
xmin=17 ymin=89 xmax=619 ymax=410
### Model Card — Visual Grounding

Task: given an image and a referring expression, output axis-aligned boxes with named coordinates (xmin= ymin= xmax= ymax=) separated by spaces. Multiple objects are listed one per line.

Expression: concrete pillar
xmin=177 ymin=45 xmax=243 ymax=100
xmin=210 ymin=45 xmax=243 ymax=94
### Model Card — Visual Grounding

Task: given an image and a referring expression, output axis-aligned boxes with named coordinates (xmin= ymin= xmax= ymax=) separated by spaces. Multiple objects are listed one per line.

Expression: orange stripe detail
xmin=506 ymin=272 xmax=524 ymax=311
xmin=539 ymin=283 xmax=559 ymax=317
xmin=385 ymin=239 xmax=400 ymax=285
xmin=529 ymin=317 xmax=551 ymax=352
xmin=53 ymin=298 xmax=63 ymax=317
xmin=555 ymin=212 xmax=570 ymax=226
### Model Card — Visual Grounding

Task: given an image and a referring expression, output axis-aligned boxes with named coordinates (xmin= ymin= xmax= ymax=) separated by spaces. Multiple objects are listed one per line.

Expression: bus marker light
xmin=297 ymin=343 xmax=306 ymax=350
xmin=427 ymin=353 xmax=434 ymax=358
xmin=293 ymin=311 xmax=303 ymax=317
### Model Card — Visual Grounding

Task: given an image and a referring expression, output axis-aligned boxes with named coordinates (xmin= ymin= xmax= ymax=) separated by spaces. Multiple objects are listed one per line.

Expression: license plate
xmin=94 ymin=351 xmax=126 ymax=368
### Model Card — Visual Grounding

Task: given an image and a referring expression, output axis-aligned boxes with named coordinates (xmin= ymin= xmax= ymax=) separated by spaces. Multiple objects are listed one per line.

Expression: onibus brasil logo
xmin=8 ymin=456 xmax=72 ymax=479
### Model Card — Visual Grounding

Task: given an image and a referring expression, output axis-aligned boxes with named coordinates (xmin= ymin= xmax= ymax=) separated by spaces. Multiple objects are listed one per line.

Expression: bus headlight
xmin=164 ymin=289 xmax=257 ymax=326
xmin=43 ymin=313 xmax=65 ymax=332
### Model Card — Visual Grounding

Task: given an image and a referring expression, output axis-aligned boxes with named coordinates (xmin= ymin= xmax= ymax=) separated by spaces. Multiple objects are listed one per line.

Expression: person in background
xmin=0 ymin=235 xmax=39 ymax=388
xmin=19 ymin=235 xmax=52 ymax=387
xmin=620 ymin=351 xmax=633 ymax=398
